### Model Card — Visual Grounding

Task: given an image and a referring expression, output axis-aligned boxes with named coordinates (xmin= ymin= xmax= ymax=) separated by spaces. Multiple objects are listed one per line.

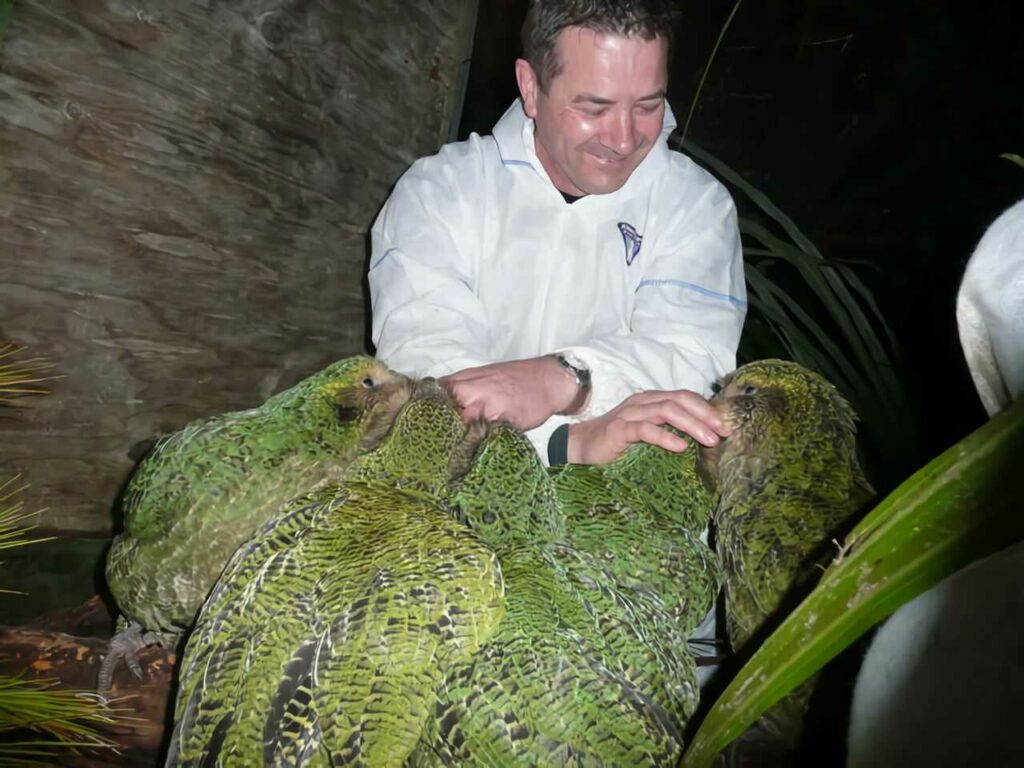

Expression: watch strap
xmin=553 ymin=353 xmax=592 ymax=416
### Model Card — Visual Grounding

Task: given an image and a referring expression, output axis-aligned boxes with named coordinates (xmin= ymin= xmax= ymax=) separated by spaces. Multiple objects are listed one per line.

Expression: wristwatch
xmin=552 ymin=352 xmax=592 ymax=416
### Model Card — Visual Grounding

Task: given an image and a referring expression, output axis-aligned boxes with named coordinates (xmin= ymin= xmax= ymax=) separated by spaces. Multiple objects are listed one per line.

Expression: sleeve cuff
xmin=525 ymin=415 xmax=571 ymax=466
xmin=547 ymin=423 xmax=570 ymax=466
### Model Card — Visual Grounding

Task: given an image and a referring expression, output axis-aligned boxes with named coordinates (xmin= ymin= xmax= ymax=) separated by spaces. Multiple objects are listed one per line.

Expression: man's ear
xmin=515 ymin=58 xmax=539 ymax=118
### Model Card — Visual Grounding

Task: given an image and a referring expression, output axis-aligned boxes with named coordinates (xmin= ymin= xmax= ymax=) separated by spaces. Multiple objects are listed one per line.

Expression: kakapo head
xmin=253 ymin=355 xmax=415 ymax=459
xmin=342 ymin=377 xmax=487 ymax=495
xmin=314 ymin=356 xmax=416 ymax=453
xmin=698 ymin=359 xmax=861 ymax=492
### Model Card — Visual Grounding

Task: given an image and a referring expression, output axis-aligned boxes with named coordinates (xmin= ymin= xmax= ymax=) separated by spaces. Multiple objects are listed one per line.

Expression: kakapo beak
xmin=696 ymin=440 xmax=724 ymax=494
xmin=695 ymin=399 xmax=734 ymax=493
xmin=710 ymin=396 xmax=744 ymax=434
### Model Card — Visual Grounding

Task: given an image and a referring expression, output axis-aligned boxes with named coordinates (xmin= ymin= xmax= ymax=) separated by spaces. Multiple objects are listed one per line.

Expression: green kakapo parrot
xmin=701 ymin=359 xmax=872 ymax=651
xmin=700 ymin=359 xmax=873 ymax=753
xmin=415 ymin=424 xmax=711 ymax=766
xmin=549 ymin=440 xmax=721 ymax=736
xmin=417 ymin=543 xmax=682 ymax=767
xmin=167 ymin=379 xmax=505 ymax=767
xmin=552 ymin=438 xmax=719 ymax=634
xmin=102 ymin=355 xmax=413 ymax=690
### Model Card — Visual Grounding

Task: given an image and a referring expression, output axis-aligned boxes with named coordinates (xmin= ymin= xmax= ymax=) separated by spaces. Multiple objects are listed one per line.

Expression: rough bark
xmin=0 ymin=0 xmax=477 ymax=533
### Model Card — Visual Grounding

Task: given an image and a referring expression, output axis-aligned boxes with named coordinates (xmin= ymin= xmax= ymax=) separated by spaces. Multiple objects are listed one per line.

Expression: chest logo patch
xmin=618 ymin=222 xmax=643 ymax=266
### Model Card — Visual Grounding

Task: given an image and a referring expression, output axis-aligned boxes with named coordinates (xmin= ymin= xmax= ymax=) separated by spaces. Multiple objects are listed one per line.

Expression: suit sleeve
xmin=368 ymin=148 xmax=493 ymax=379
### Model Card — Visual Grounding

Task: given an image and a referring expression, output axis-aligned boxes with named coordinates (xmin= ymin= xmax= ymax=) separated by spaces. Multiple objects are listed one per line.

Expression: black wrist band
xmin=547 ymin=423 xmax=570 ymax=466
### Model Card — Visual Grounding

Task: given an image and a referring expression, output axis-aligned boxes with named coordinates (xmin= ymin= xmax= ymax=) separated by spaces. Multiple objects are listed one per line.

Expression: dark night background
xmin=459 ymin=0 xmax=1023 ymax=488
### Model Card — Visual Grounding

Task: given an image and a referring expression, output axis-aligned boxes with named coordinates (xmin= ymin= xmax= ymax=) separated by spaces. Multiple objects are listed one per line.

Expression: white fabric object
xmin=846 ymin=199 xmax=1024 ymax=766
xmin=957 ymin=198 xmax=1024 ymax=416
xmin=846 ymin=542 xmax=1024 ymax=768
xmin=369 ymin=100 xmax=746 ymax=460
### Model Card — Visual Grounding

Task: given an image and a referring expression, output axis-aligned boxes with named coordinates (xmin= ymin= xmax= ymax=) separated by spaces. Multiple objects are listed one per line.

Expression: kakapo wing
xmin=417 ymin=426 xmax=698 ymax=765
xmin=168 ymin=480 xmax=504 ymax=767
xmin=549 ymin=442 xmax=720 ymax=741
xmin=106 ymin=356 xmax=410 ymax=634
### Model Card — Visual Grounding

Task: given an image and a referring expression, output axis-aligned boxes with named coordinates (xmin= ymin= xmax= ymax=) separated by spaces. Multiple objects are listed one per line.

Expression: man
xmin=369 ymin=0 xmax=746 ymax=465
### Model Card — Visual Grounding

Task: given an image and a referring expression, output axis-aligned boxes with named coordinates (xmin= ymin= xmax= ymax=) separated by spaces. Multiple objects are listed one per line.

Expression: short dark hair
xmin=521 ymin=0 xmax=678 ymax=92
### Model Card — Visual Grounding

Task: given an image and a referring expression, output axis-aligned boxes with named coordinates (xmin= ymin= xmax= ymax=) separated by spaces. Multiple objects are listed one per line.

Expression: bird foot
xmin=97 ymin=622 xmax=164 ymax=695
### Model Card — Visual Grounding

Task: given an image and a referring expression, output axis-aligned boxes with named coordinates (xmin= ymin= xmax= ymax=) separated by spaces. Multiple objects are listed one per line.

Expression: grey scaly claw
xmin=98 ymin=621 xmax=161 ymax=694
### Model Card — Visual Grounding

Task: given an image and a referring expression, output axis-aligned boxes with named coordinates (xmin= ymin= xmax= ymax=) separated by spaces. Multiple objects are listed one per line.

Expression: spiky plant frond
xmin=0 ymin=476 xmax=52 ymax=549
xmin=0 ymin=483 xmax=127 ymax=764
xmin=0 ymin=344 xmax=56 ymax=406
xmin=0 ymin=351 xmax=128 ymax=764
xmin=0 ymin=477 xmax=53 ymax=593
xmin=0 ymin=676 xmax=127 ymax=766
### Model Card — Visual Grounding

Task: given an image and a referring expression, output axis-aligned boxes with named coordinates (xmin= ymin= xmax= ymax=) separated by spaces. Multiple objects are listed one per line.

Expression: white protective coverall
xmin=957 ymin=197 xmax=1024 ymax=415
xmin=369 ymin=99 xmax=747 ymax=459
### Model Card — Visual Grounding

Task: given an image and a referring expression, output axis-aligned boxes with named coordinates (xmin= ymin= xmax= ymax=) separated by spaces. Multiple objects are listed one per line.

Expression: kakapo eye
xmin=743 ymin=384 xmax=758 ymax=395
xmin=361 ymin=377 xmax=375 ymax=388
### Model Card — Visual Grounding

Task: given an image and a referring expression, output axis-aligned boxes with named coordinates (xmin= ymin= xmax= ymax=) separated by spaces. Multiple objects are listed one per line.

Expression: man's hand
xmin=442 ymin=356 xmax=578 ymax=430
xmin=567 ymin=389 xmax=730 ymax=465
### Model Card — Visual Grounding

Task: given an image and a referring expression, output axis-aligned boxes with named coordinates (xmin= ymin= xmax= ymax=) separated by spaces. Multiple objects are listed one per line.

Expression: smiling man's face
xmin=516 ymin=27 xmax=668 ymax=196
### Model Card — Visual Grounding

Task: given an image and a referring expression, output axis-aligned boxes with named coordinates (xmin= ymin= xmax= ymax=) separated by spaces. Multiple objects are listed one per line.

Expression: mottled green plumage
xmin=163 ymin=359 xmax=866 ymax=765
xmin=553 ymin=440 xmax=719 ymax=634
xmin=418 ymin=544 xmax=678 ymax=767
xmin=701 ymin=359 xmax=872 ymax=753
xmin=106 ymin=356 xmax=412 ymax=640
xmin=549 ymin=441 xmax=720 ymax=748
xmin=168 ymin=380 xmax=505 ymax=767
xmin=702 ymin=359 xmax=871 ymax=651
xmin=416 ymin=426 xmax=716 ymax=766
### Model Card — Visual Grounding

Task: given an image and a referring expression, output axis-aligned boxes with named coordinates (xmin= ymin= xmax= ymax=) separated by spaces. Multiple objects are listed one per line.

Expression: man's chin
xmin=574 ymin=167 xmax=633 ymax=195
xmin=579 ymin=177 xmax=630 ymax=195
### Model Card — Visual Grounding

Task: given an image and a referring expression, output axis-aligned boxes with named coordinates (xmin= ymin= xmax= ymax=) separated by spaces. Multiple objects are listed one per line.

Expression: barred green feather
xmin=106 ymin=355 xmax=413 ymax=637
xmin=701 ymin=359 xmax=872 ymax=753
xmin=552 ymin=440 xmax=719 ymax=634
xmin=417 ymin=425 xmax=716 ymax=766
xmin=549 ymin=441 xmax=719 ymax=746
xmin=168 ymin=380 xmax=505 ymax=766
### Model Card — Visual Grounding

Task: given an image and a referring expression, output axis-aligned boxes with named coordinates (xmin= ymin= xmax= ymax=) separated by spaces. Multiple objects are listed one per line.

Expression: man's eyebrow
xmin=571 ymin=91 xmax=666 ymax=105
xmin=571 ymin=94 xmax=615 ymax=105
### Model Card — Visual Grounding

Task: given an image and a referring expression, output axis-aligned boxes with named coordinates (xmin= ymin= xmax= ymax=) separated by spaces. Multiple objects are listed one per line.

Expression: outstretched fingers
xmin=568 ymin=388 xmax=730 ymax=465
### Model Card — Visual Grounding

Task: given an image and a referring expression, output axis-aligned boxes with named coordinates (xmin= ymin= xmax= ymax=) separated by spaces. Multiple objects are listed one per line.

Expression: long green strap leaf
xmin=1000 ymin=152 xmax=1024 ymax=169
xmin=741 ymin=219 xmax=885 ymax=390
xmin=835 ymin=263 xmax=901 ymax=357
xmin=681 ymin=0 xmax=744 ymax=141
xmin=677 ymin=139 xmax=898 ymax=359
xmin=677 ymin=138 xmax=826 ymax=262
xmin=682 ymin=396 xmax=1024 ymax=767
xmin=676 ymin=138 xmax=910 ymax=460
xmin=744 ymin=264 xmax=859 ymax=394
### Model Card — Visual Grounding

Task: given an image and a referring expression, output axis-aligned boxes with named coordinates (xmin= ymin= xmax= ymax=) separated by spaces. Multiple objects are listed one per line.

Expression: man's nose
xmin=604 ymin=110 xmax=639 ymax=156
